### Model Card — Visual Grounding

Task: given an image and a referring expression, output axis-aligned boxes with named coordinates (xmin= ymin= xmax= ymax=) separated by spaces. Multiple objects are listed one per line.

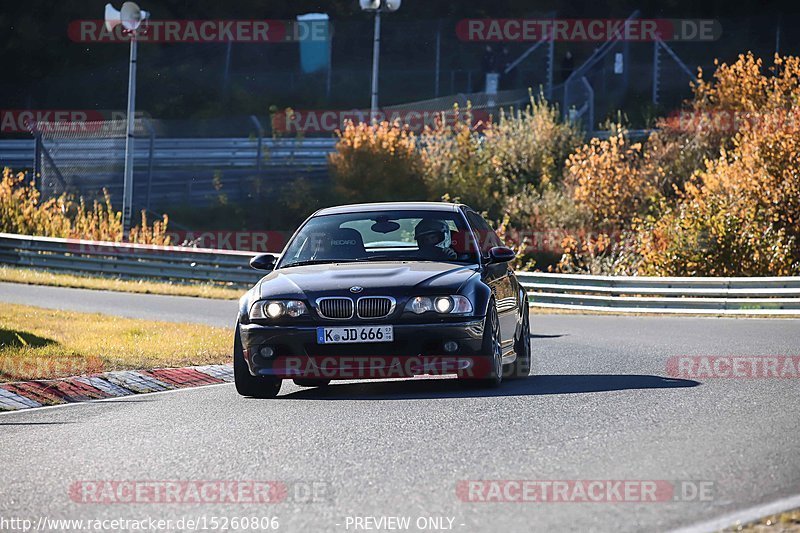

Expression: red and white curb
xmin=0 ymin=364 xmax=233 ymax=411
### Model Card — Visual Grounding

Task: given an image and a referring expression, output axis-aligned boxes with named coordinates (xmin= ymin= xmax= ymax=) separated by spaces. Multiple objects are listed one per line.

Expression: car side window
xmin=465 ymin=211 xmax=501 ymax=255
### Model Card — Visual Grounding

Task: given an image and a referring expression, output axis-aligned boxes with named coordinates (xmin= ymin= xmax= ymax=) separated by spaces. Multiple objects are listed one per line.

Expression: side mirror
xmin=249 ymin=253 xmax=276 ymax=271
xmin=486 ymin=246 xmax=516 ymax=264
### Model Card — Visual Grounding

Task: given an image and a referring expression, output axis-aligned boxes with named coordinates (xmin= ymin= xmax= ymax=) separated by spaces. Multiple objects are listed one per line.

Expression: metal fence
xmin=1 ymin=233 xmax=799 ymax=315
xmin=0 ymin=135 xmax=336 ymax=209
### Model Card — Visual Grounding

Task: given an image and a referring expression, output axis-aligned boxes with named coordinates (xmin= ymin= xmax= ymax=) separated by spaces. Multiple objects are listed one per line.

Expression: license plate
xmin=316 ymin=325 xmax=394 ymax=344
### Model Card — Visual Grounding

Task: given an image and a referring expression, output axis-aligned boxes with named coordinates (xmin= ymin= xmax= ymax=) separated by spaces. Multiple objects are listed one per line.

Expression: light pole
xmin=359 ymin=0 xmax=401 ymax=123
xmin=104 ymin=2 xmax=149 ymax=239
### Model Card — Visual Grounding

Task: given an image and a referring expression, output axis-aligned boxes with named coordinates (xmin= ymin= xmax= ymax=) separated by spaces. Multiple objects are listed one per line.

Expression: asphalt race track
xmin=1 ymin=282 xmax=799 ymax=532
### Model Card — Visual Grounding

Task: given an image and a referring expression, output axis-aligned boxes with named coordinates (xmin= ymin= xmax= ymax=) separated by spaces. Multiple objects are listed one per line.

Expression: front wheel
xmin=233 ymin=324 xmax=282 ymax=398
xmin=506 ymin=306 xmax=531 ymax=379
xmin=460 ymin=302 xmax=502 ymax=388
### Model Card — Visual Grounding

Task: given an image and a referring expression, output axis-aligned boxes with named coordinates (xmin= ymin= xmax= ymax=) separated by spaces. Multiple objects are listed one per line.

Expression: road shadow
xmin=530 ymin=333 xmax=566 ymax=339
xmin=279 ymin=374 xmax=700 ymax=400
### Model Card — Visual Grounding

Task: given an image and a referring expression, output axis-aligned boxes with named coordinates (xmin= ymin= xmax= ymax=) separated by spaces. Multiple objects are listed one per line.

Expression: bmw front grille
xmin=317 ymin=297 xmax=354 ymax=319
xmin=356 ymin=297 xmax=395 ymax=319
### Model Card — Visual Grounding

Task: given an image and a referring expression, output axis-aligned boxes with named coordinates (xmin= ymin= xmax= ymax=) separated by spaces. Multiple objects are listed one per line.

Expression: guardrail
xmin=0 ymin=137 xmax=337 ymax=171
xmin=0 ymin=233 xmax=263 ymax=287
xmin=517 ymin=272 xmax=800 ymax=315
xmin=1 ymin=233 xmax=798 ymax=314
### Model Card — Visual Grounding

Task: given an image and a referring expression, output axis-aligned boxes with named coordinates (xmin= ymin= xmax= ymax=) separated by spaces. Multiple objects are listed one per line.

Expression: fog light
xmin=259 ymin=346 xmax=275 ymax=358
xmin=443 ymin=341 xmax=459 ymax=353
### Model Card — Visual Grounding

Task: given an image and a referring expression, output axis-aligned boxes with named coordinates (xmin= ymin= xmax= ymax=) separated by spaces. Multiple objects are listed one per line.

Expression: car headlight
xmin=249 ymin=300 xmax=308 ymax=320
xmin=405 ymin=295 xmax=472 ymax=315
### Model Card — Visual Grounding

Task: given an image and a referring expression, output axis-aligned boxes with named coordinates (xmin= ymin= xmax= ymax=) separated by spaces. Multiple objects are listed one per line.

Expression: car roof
xmin=313 ymin=202 xmax=466 ymax=216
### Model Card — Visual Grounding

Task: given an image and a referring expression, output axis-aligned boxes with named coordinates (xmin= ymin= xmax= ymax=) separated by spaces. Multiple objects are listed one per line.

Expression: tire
xmin=233 ymin=324 xmax=282 ymax=398
xmin=460 ymin=301 xmax=502 ymax=388
xmin=293 ymin=379 xmax=331 ymax=388
xmin=506 ymin=306 xmax=531 ymax=379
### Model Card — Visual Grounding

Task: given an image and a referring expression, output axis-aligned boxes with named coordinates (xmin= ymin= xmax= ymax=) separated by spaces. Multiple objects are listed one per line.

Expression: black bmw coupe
xmin=235 ymin=202 xmax=531 ymax=398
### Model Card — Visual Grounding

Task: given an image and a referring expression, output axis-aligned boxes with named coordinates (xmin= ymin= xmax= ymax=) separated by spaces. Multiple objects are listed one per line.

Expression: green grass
xmin=0 ymin=303 xmax=232 ymax=382
xmin=0 ymin=265 xmax=241 ymax=300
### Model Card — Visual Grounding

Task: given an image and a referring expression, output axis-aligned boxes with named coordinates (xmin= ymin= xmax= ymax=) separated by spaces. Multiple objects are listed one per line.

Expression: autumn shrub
xmin=0 ymin=167 xmax=170 ymax=244
xmin=558 ymin=53 xmax=800 ymax=276
xmin=504 ymin=185 xmax=591 ymax=233
xmin=691 ymin=53 xmax=800 ymax=115
xmin=418 ymin=108 xmax=503 ymax=217
xmin=498 ymin=185 xmax=592 ymax=268
xmin=646 ymin=53 xmax=800 ymax=200
xmin=636 ymin=116 xmax=800 ymax=276
xmin=640 ymin=128 xmax=713 ymax=201
xmin=420 ymin=99 xmax=581 ymax=221
xmin=632 ymin=54 xmax=800 ymax=276
xmin=649 ymin=53 xmax=800 ymax=198
xmin=564 ymin=130 xmax=658 ymax=231
xmin=1 ymin=168 xmax=70 ymax=237
xmin=557 ymin=232 xmax=642 ymax=275
xmin=489 ymin=93 xmax=583 ymax=191
xmin=328 ymin=120 xmax=427 ymax=204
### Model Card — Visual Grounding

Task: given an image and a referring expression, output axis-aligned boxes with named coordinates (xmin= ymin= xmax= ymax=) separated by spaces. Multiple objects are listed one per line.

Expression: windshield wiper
xmin=280 ymin=259 xmax=355 ymax=268
xmin=359 ymin=254 xmax=473 ymax=263
xmin=357 ymin=254 xmax=415 ymax=262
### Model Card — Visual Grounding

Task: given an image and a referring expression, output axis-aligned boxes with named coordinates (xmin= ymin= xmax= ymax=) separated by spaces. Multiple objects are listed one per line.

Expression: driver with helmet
xmin=414 ymin=219 xmax=458 ymax=260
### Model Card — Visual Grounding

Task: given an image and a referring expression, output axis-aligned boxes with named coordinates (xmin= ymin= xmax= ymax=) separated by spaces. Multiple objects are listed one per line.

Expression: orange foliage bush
xmin=0 ymin=167 xmax=170 ymax=244
xmin=564 ymin=131 xmax=656 ymax=230
xmin=636 ymin=116 xmax=800 ymax=276
xmin=692 ymin=53 xmax=800 ymax=114
xmin=328 ymin=120 xmax=427 ymax=203
xmin=633 ymin=53 xmax=800 ymax=275
xmin=558 ymin=53 xmax=800 ymax=276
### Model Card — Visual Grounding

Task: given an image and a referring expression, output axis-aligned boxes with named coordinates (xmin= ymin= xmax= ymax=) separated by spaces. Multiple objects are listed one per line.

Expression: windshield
xmin=277 ymin=210 xmax=479 ymax=268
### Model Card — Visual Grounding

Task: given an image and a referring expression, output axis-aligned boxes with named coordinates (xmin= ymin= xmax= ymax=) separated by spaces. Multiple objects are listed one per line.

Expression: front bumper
xmin=240 ymin=320 xmax=487 ymax=379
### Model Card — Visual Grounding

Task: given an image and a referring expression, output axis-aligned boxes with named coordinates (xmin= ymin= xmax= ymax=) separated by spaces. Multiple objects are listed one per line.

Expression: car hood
xmin=258 ymin=261 xmax=479 ymax=299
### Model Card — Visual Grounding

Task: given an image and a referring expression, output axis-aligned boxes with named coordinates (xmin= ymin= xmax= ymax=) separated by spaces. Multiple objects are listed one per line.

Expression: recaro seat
xmin=325 ymin=228 xmax=366 ymax=260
